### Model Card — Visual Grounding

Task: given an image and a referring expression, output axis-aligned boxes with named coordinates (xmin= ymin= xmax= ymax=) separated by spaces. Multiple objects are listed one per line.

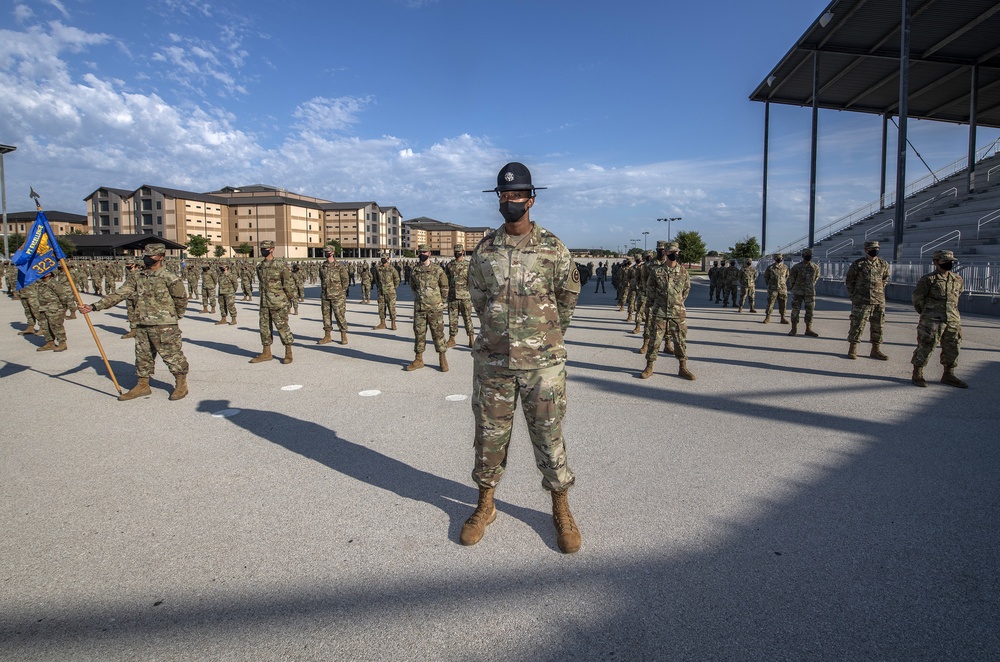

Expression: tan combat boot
xmin=788 ymin=322 xmax=798 ymax=336
xmin=804 ymin=324 xmax=819 ymax=337
xmin=439 ymin=351 xmax=449 ymax=372
xmin=460 ymin=486 xmax=496 ymax=546
xmin=626 ymin=313 xmax=633 ymax=322
xmin=468 ymin=333 xmax=474 ymax=348
xmin=639 ymin=360 xmax=655 ymax=379
xmin=340 ymin=330 xmax=349 ymax=345
xmin=282 ymin=344 xmax=293 ymax=365
xmin=749 ymin=305 xmax=757 ymax=313
xmin=249 ymin=346 xmax=272 ymax=363
xmin=631 ymin=322 xmax=640 ymax=334
xmin=941 ymin=367 xmax=969 ymax=389
xmin=847 ymin=343 xmax=858 ymax=359
xmin=738 ymin=304 xmax=743 ymax=313
xmin=761 ymin=314 xmax=771 ymax=324
xmin=317 ymin=331 xmax=332 ymax=345
xmin=678 ymin=360 xmax=696 ymax=381
xmin=551 ymin=489 xmax=581 ymax=554
xmin=229 ymin=317 xmax=237 ymax=326
xmin=373 ymin=321 xmax=387 ymax=330
xmin=121 ymin=329 xmax=136 ymax=339
xmin=390 ymin=320 xmax=397 ymax=331
xmin=118 ymin=377 xmax=152 ymax=401
xmin=54 ymin=342 xmax=68 ymax=352
xmin=215 ymin=317 xmax=228 ymax=325
xmin=912 ymin=366 xmax=927 ymax=387
xmin=169 ymin=374 xmax=188 ymax=401
xmin=36 ymin=341 xmax=55 ymax=352
xmin=210 ymin=304 xmax=216 ymax=314
xmin=66 ymin=310 xmax=76 ymax=320
xmin=18 ymin=328 xmax=35 ymax=336
xmin=405 ymin=353 xmax=424 ymax=371
xmin=638 ymin=341 xmax=648 ymax=354
xmin=200 ymin=306 xmax=208 ymax=313
xmin=870 ymin=344 xmax=888 ymax=361
xmin=446 ymin=335 xmax=456 ymax=347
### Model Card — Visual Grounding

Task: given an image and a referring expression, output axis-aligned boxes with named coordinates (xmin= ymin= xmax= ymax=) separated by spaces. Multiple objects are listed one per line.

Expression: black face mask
xmin=656 ymin=249 xmax=666 ymax=259
xmin=143 ymin=256 xmax=157 ymax=268
xmin=867 ymin=249 xmax=879 ymax=257
xmin=939 ymin=261 xmax=954 ymax=271
xmin=775 ymin=258 xmax=782 ymax=263
xmin=260 ymin=249 xmax=271 ymax=258
xmin=499 ymin=200 xmax=528 ymax=223
xmin=381 ymin=259 xmax=388 ymax=265
xmin=419 ymin=253 xmax=429 ymax=262
xmin=667 ymin=253 xmax=679 ymax=262
xmin=803 ymin=256 xmax=811 ymax=262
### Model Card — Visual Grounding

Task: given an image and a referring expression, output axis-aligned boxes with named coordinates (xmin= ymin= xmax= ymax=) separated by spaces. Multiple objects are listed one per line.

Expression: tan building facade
xmin=402 ymin=217 xmax=492 ymax=255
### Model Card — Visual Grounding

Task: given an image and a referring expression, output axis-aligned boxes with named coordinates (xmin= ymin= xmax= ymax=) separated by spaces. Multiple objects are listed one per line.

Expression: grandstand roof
xmin=750 ymin=0 xmax=1000 ymax=129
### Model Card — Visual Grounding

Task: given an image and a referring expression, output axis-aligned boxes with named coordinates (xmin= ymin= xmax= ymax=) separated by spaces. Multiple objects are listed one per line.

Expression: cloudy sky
xmin=1 ymin=0 xmax=997 ymax=253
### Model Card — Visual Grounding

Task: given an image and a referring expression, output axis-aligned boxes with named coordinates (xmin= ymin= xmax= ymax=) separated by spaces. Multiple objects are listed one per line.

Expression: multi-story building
xmin=4 ymin=210 xmax=89 ymax=236
xmin=402 ymin=217 xmax=492 ymax=255
xmin=83 ymin=184 xmax=403 ymax=258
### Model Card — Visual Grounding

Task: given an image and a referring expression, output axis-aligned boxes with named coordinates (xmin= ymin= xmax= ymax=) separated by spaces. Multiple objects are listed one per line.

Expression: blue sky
xmin=2 ymin=0 xmax=997 ymax=253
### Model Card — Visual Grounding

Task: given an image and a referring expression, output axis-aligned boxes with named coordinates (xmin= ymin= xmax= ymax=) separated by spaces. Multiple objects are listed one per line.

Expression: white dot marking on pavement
xmin=211 ymin=409 xmax=241 ymax=418
xmin=359 ymin=390 xmax=381 ymax=397
xmin=281 ymin=384 xmax=303 ymax=391
xmin=445 ymin=394 xmax=468 ymax=402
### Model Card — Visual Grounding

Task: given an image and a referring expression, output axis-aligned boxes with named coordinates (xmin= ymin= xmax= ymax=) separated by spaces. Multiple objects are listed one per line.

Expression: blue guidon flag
xmin=11 ymin=210 xmax=66 ymax=289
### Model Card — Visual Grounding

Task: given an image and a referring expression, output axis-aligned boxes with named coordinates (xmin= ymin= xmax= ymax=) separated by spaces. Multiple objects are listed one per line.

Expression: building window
xmin=99 ymin=201 xmax=109 ymax=212
xmin=157 ymin=216 xmax=162 ymax=224
xmin=156 ymin=201 xmax=161 ymax=210
xmin=113 ymin=218 xmax=119 ymax=226
xmin=112 ymin=202 xmax=118 ymax=212
xmin=142 ymin=214 xmax=152 ymax=225
xmin=100 ymin=215 xmax=110 ymax=226
xmin=157 ymin=231 xmax=163 ymax=237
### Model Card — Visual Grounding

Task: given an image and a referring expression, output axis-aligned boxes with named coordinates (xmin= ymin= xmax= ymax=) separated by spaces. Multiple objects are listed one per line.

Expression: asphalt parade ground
xmin=2 ymin=276 xmax=998 ymax=660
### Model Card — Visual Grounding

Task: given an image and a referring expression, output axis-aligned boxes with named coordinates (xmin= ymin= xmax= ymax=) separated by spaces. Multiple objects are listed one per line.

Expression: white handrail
xmin=825 ymin=238 xmax=854 ymax=257
xmin=989 ymin=164 xmax=1000 ymax=183
xmin=905 ymin=187 xmax=958 ymax=220
xmin=865 ymin=219 xmax=893 ymax=239
xmin=920 ymin=230 xmax=961 ymax=258
xmin=977 ymin=208 xmax=1000 ymax=239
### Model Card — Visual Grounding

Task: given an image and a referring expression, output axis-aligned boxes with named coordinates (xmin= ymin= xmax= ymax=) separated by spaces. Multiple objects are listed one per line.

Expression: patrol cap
xmin=773 ymin=253 xmax=783 ymax=259
xmin=656 ymin=240 xmax=669 ymax=250
xmin=933 ymin=249 xmax=955 ymax=261
xmin=202 ymin=265 xmax=209 ymax=270
xmin=745 ymin=259 xmax=753 ymax=266
xmin=417 ymin=243 xmax=432 ymax=252
xmin=323 ymin=246 xmax=336 ymax=256
xmin=645 ymin=250 xmax=655 ymax=258
xmin=143 ymin=243 xmax=166 ymax=256
xmin=260 ymin=240 xmax=275 ymax=250
xmin=665 ymin=242 xmax=679 ymax=252
xmin=801 ymin=248 xmax=813 ymax=257
xmin=864 ymin=240 xmax=879 ymax=249
xmin=453 ymin=244 xmax=464 ymax=252
xmin=483 ymin=162 xmax=547 ymax=194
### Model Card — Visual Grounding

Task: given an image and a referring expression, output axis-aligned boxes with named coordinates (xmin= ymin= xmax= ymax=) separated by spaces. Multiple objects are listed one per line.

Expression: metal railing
xmin=864 ymin=219 xmax=893 ymax=240
xmin=825 ymin=238 xmax=853 ymax=257
xmin=977 ymin=208 xmax=1000 ymax=239
xmin=904 ymin=187 xmax=957 ymax=221
xmin=819 ymin=258 xmax=1000 ymax=296
xmin=920 ymin=230 xmax=961 ymax=258
xmin=989 ymin=164 xmax=1000 ymax=183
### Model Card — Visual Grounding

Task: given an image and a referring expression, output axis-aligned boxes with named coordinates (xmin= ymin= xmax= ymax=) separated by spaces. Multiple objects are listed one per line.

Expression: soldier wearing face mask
xmin=910 ymin=249 xmax=967 ymax=388
xmin=405 ymin=244 xmax=449 ymax=372
xmin=787 ymin=248 xmax=820 ymax=336
xmin=762 ymin=253 xmax=789 ymax=324
xmin=845 ymin=240 xmax=891 ymax=360
xmin=445 ymin=244 xmax=474 ymax=347
xmin=640 ymin=241 xmax=695 ymax=381
xmin=374 ymin=253 xmax=400 ymax=330
xmin=250 ymin=240 xmax=296 ymax=365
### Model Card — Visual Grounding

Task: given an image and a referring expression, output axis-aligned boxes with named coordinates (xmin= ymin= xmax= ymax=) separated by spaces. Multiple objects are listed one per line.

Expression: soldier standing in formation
xmin=707 ymin=260 xmax=719 ymax=302
xmin=640 ymin=241 xmax=695 ymax=381
xmin=445 ymin=243 xmax=474 ymax=348
xmin=215 ymin=263 xmax=239 ymax=326
xmin=17 ymin=280 xmax=41 ymax=336
xmin=910 ymin=249 xmax=968 ymax=388
xmin=186 ymin=262 xmax=199 ymax=300
xmin=845 ymin=240 xmax=890 ymax=360
xmin=762 ymin=253 xmax=789 ymax=324
xmin=199 ymin=265 xmax=217 ymax=315
xmin=787 ymin=248 xmax=820 ymax=336
xmin=34 ymin=271 xmax=76 ymax=352
xmin=239 ymin=262 xmax=254 ymax=300
xmin=250 ymin=239 xmax=296 ymax=365
xmin=594 ymin=261 xmax=607 ymax=293
xmin=79 ymin=243 xmax=189 ymax=401
xmin=374 ymin=254 xmax=400 ymax=330
xmin=120 ymin=261 xmax=139 ymax=339
xmin=462 ymin=162 xmax=582 ymax=554
xmin=737 ymin=259 xmax=757 ymax=313
xmin=360 ymin=263 xmax=372 ymax=304
xmin=290 ymin=264 xmax=305 ymax=315
xmin=405 ymin=243 xmax=449 ymax=372
xmin=722 ymin=259 xmax=739 ymax=307
xmin=318 ymin=246 xmax=350 ymax=345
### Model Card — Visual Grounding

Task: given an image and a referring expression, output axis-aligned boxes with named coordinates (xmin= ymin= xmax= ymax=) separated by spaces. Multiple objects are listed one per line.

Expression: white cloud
xmin=47 ymin=0 xmax=69 ymax=20
xmin=291 ymin=96 xmax=374 ymax=134
xmin=13 ymin=4 xmax=33 ymax=22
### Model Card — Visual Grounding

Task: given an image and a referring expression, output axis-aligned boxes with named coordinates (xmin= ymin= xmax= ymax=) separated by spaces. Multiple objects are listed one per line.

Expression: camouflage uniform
xmin=910 ymin=250 xmax=964 ymax=380
xmin=256 ymin=249 xmax=296 ymax=349
xmin=707 ymin=262 xmax=719 ymax=302
xmin=722 ymin=261 xmax=740 ymax=307
xmin=375 ymin=259 xmax=400 ymax=327
xmin=737 ymin=260 xmax=757 ymax=312
xmin=18 ymin=281 xmax=41 ymax=333
xmin=468 ymin=221 xmax=580 ymax=491
xmin=360 ymin=264 xmax=372 ymax=303
xmin=239 ymin=263 xmax=254 ymax=300
xmin=90 ymin=246 xmax=189 ymax=384
xmin=34 ymin=273 xmax=76 ymax=350
xmin=217 ymin=267 xmax=239 ymax=323
xmin=642 ymin=241 xmax=694 ymax=380
xmin=200 ymin=266 xmax=218 ymax=312
xmin=186 ymin=264 xmax=199 ymax=300
xmin=763 ymin=255 xmax=789 ymax=323
xmin=122 ymin=263 xmax=140 ymax=337
xmin=845 ymin=240 xmax=891 ymax=357
xmin=408 ymin=253 xmax=448 ymax=356
xmin=291 ymin=265 xmax=305 ymax=301
xmin=787 ymin=250 xmax=820 ymax=333
xmin=319 ymin=251 xmax=350 ymax=342
xmin=445 ymin=246 xmax=474 ymax=344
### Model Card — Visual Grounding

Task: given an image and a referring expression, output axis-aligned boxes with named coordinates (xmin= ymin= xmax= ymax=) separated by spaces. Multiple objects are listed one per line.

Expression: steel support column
xmin=880 ymin=113 xmax=889 ymax=210
xmin=967 ymin=64 xmax=979 ymax=195
xmin=762 ymin=101 xmax=770 ymax=256
xmin=892 ymin=0 xmax=910 ymax=262
xmin=808 ymin=51 xmax=819 ymax=248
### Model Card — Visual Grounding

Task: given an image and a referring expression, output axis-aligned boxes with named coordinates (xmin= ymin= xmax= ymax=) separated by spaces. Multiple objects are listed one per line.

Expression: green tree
xmin=213 ymin=245 xmax=225 ymax=258
xmin=236 ymin=242 xmax=253 ymax=256
xmin=56 ymin=235 xmax=78 ymax=256
xmin=326 ymin=239 xmax=343 ymax=257
xmin=627 ymin=247 xmax=644 ymax=258
xmin=402 ymin=249 xmax=416 ymax=258
xmin=186 ymin=234 xmax=209 ymax=257
xmin=674 ymin=230 xmax=706 ymax=266
xmin=7 ymin=232 xmax=26 ymax=253
xmin=728 ymin=236 xmax=762 ymax=260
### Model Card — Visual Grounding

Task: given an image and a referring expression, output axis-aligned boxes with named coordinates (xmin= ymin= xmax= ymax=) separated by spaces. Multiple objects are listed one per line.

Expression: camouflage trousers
xmin=642 ymin=303 xmax=655 ymax=342
xmin=321 ymin=297 xmax=348 ymax=332
xmin=709 ymin=281 xmax=717 ymax=300
xmin=765 ymin=290 xmax=787 ymax=317
xmin=911 ymin=317 xmax=961 ymax=368
xmin=848 ymin=303 xmax=885 ymax=345
xmin=134 ymin=325 xmax=188 ymax=378
xmin=241 ymin=279 xmax=252 ymax=297
xmin=218 ymin=293 xmax=237 ymax=319
xmin=295 ymin=283 xmax=305 ymax=300
xmin=201 ymin=286 xmax=217 ymax=309
xmin=412 ymin=309 xmax=445 ymax=354
xmin=126 ymin=298 xmax=137 ymax=330
xmin=378 ymin=293 xmax=397 ymax=323
xmin=448 ymin=297 xmax=473 ymax=336
xmin=738 ymin=285 xmax=756 ymax=309
xmin=790 ymin=292 xmax=815 ymax=323
xmin=187 ymin=279 xmax=198 ymax=298
xmin=723 ymin=283 xmax=738 ymax=306
xmin=626 ymin=287 xmax=638 ymax=315
xmin=105 ymin=277 xmax=116 ymax=294
xmin=38 ymin=307 xmax=67 ymax=343
xmin=259 ymin=305 xmax=293 ymax=347
xmin=471 ymin=361 xmax=574 ymax=492
xmin=21 ymin=297 xmax=37 ymax=326
xmin=646 ymin=316 xmax=688 ymax=362
xmin=361 ymin=281 xmax=372 ymax=303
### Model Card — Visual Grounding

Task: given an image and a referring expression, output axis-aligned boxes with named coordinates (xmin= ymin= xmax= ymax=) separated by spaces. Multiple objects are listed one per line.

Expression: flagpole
xmin=33 ymin=191 xmax=122 ymax=395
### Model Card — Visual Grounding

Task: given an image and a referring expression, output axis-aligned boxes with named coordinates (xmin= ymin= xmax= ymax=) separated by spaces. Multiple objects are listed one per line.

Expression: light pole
xmin=0 ymin=144 xmax=15 ymax=261
xmin=642 ymin=230 xmax=650 ymax=251
xmin=629 ymin=239 xmax=639 ymax=254
xmin=657 ymin=216 xmax=682 ymax=241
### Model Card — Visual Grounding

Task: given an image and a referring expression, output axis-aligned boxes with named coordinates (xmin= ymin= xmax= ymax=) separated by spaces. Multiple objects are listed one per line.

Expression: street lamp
xmin=642 ymin=230 xmax=650 ymax=250
xmin=657 ymin=216 xmax=682 ymax=241
xmin=0 ymin=143 xmax=15 ymax=261
xmin=629 ymin=239 xmax=639 ymax=254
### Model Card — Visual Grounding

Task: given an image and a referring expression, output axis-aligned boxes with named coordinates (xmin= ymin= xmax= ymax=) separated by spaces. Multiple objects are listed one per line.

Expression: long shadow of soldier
xmin=195 ymin=399 xmax=557 ymax=550
xmin=56 ymin=355 xmax=172 ymax=394
xmin=183 ymin=337 xmax=258 ymax=359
